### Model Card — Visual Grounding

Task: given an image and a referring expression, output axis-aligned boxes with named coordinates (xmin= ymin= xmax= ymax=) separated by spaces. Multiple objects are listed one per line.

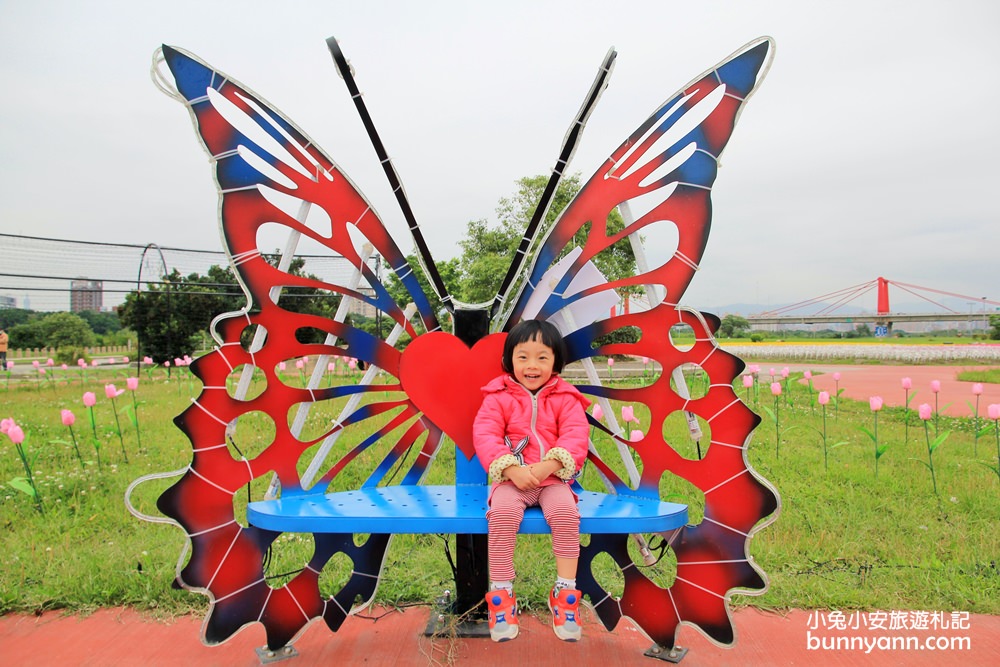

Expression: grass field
xmin=1 ymin=361 xmax=998 ymax=618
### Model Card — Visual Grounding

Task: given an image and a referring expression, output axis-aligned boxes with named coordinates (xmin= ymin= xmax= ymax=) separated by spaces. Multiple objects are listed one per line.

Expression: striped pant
xmin=486 ymin=482 xmax=580 ymax=582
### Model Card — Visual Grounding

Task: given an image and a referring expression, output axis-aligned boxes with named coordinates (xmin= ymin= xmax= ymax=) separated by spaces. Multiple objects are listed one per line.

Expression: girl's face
xmin=511 ymin=336 xmax=555 ymax=393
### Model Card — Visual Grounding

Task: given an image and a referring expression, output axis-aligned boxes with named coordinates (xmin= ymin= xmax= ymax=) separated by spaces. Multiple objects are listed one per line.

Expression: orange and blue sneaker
xmin=548 ymin=587 xmax=582 ymax=641
xmin=485 ymin=588 xmax=519 ymax=642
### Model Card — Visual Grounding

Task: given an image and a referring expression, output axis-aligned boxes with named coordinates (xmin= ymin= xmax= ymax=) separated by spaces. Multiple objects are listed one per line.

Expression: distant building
xmin=0 ymin=294 xmax=15 ymax=309
xmin=70 ymin=279 xmax=103 ymax=313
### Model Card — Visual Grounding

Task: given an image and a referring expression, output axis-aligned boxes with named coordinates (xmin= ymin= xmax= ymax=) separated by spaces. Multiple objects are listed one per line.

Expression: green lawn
xmin=1 ymin=364 xmax=998 ymax=618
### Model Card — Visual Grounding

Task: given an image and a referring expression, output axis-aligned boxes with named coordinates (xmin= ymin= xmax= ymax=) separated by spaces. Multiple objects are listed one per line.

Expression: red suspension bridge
xmin=749 ymin=277 xmax=999 ymax=333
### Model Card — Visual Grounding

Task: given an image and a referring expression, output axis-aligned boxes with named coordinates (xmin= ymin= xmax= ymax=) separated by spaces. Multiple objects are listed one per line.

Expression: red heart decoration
xmin=399 ymin=331 xmax=506 ymax=458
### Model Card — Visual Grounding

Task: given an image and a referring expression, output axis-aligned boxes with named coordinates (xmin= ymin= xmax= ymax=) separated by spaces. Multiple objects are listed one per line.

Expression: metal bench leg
xmin=644 ymin=644 xmax=689 ymax=662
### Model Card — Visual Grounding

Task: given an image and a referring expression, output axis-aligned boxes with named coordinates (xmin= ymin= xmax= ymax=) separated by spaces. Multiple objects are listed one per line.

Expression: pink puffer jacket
xmin=473 ymin=374 xmax=590 ymax=485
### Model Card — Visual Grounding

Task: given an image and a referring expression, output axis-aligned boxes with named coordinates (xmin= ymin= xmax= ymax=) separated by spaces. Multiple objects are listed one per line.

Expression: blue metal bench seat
xmin=247 ymin=485 xmax=688 ymax=534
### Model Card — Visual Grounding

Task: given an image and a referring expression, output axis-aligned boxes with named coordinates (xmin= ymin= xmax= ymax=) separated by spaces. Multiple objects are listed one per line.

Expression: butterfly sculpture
xmin=141 ymin=35 xmax=779 ymax=653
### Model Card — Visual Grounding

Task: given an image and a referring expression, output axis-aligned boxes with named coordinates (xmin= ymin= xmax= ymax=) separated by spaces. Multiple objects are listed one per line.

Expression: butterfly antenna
xmin=326 ymin=36 xmax=454 ymax=313
xmin=490 ymin=46 xmax=617 ymax=320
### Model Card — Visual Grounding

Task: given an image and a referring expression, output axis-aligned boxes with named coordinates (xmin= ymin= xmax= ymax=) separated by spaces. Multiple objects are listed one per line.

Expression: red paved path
xmin=2 ymin=606 xmax=998 ymax=666
xmin=768 ymin=364 xmax=1000 ymax=417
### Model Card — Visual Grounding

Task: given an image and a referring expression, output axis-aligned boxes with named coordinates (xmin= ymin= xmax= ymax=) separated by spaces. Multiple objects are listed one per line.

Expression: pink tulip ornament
xmin=818 ymin=391 xmax=830 ymax=405
xmin=742 ymin=375 xmax=753 ymax=388
xmin=918 ymin=404 xmax=933 ymax=421
xmin=832 ymin=372 xmax=841 ymax=382
xmin=592 ymin=404 xmax=604 ymax=421
xmin=989 ymin=404 xmax=1000 ymax=421
xmin=901 ymin=377 xmax=912 ymax=390
xmin=83 ymin=391 xmax=96 ymax=407
xmin=126 ymin=377 xmax=139 ymax=391
xmin=931 ymin=380 xmax=941 ymax=393
xmin=770 ymin=382 xmax=781 ymax=396
xmin=869 ymin=396 xmax=883 ymax=412
xmin=8 ymin=424 xmax=25 ymax=445
xmin=621 ymin=405 xmax=636 ymax=423
xmin=629 ymin=429 xmax=643 ymax=442
xmin=803 ymin=370 xmax=812 ymax=380
xmin=1 ymin=417 xmax=13 ymax=433
xmin=972 ymin=383 xmax=984 ymax=396
xmin=46 ymin=358 xmax=54 ymax=366
xmin=61 ymin=408 xmax=84 ymax=465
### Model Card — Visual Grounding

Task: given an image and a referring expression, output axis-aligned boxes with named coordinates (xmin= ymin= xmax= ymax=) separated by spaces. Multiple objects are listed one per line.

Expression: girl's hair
xmin=502 ymin=319 xmax=567 ymax=374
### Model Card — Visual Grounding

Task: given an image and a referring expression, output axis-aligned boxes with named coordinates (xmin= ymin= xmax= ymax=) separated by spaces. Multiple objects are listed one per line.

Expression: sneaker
xmin=485 ymin=589 xmax=519 ymax=642
xmin=548 ymin=587 xmax=582 ymax=641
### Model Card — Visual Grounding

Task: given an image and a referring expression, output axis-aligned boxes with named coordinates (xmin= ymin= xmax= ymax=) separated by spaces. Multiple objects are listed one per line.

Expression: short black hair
xmin=502 ymin=319 xmax=567 ymax=374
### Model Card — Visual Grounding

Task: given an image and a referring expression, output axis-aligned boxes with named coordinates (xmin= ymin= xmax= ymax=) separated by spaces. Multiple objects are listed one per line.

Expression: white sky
xmin=1 ymin=0 xmax=997 ymax=312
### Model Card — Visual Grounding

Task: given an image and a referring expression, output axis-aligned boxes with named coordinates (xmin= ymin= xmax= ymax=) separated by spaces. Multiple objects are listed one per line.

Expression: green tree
xmin=76 ymin=310 xmax=122 ymax=336
xmin=40 ymin=312 xmax=95 ymax=349
xmin=457 ymin=173 xmax=638 ymax=304
xmin=990 ymin=314 xmax=1000 ymax=341
xmin=0 ymin=308 xmax=34 ymax=331
xmin=8 ymin=320 xmax=46 ymax=350
xmin=718 ymin=314 xmax=751 ymax=338
xmin=119 ymin=257 xmax=341 ymax=363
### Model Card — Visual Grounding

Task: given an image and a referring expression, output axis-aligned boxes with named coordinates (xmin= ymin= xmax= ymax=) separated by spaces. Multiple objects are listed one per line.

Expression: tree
xmin=989 ymin=314 xmax=1000 ymax=340
xmin=119 ymin=257 xmax=342 ymax=363
xmin=40 ymin=312 xmax=95 ymax=350
xmin=457 ymin=173 xmax=639 ymax=305
xmin=718 ymin=314 xmax=751 ymax=338
xmin=76 ymin=310 xmax=122 ymax=336
xmin=0 ymin=308 xmax=33 ymax=331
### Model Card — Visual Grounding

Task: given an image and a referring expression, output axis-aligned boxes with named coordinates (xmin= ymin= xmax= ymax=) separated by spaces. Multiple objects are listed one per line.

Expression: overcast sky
xmin=1 ymin=0 xmax=997 ymax=313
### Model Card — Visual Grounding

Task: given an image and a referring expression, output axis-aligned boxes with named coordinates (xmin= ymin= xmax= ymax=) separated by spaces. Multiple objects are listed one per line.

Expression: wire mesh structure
xmin=0 ymin=233 xmax=369 ymax=312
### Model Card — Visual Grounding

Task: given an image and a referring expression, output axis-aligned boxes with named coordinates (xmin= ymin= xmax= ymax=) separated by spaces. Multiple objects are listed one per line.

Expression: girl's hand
xmin=527 ymin=459 xmax=562 ymax=481
xmin=504 ymin=465 xmax=540 ymax=491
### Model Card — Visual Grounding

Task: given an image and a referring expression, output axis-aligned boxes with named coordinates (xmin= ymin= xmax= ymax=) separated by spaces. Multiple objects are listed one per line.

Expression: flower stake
xmin=105 ymin=384 xmax=129 ymax=463
xmin=815 ymin=391 xmax=846 ymax=471
xmin=983 ymin=404 xmax=1000 ymax=483
xmin=83 ymin=391 xmax=102 ymax=470
xmin=832 ymin=372 xmax=842 ymax=420
xmin=916 ymin=403 xmax=948 ymax=498
xmin=901 ymin=377 xmax=913 ymax=446
xmin=4 ymin=420 xmax=43 ymax=513
xmin=930 ymin=380 xmax=941 ymax=436
xmin=760 ymin=382 xmax=782 ymax=459
xmin=968 ymin=383 xmax=984 ymax=457
xmin=126 ymin=376 xmax=142 ymax=451
xmin=803 ymin=370 xmax=815 ymax=413
xmin=61 ymin=409 xmax=84 ymax=466
xmin=861 ymin=396 xmax=888 ymax=478
xmin=607 ymin=357 xmax=614 ymax=380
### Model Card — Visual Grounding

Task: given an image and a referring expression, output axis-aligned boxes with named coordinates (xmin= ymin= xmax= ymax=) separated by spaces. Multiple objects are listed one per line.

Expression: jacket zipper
xmin=518 ymin=381 xmax=552 ymax=459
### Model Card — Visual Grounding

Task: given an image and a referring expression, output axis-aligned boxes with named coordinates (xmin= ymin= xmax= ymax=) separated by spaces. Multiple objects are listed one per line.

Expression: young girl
xmin=472 ymin=319 xmax=590 ymax=642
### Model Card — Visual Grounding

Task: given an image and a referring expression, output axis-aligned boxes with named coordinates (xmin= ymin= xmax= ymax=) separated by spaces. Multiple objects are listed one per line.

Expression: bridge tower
xmin=876 ymin=276 xmax=892 ymax=336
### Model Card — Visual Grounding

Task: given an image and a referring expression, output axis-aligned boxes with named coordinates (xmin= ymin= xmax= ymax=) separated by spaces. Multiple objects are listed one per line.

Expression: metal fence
xmin=0 ymin=233 xmax=367 ymax=313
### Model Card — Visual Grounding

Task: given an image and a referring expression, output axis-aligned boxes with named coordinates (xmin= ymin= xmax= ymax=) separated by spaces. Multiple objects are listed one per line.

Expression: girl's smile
xmin=512 ymin=338 xmax=555 ymax=393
